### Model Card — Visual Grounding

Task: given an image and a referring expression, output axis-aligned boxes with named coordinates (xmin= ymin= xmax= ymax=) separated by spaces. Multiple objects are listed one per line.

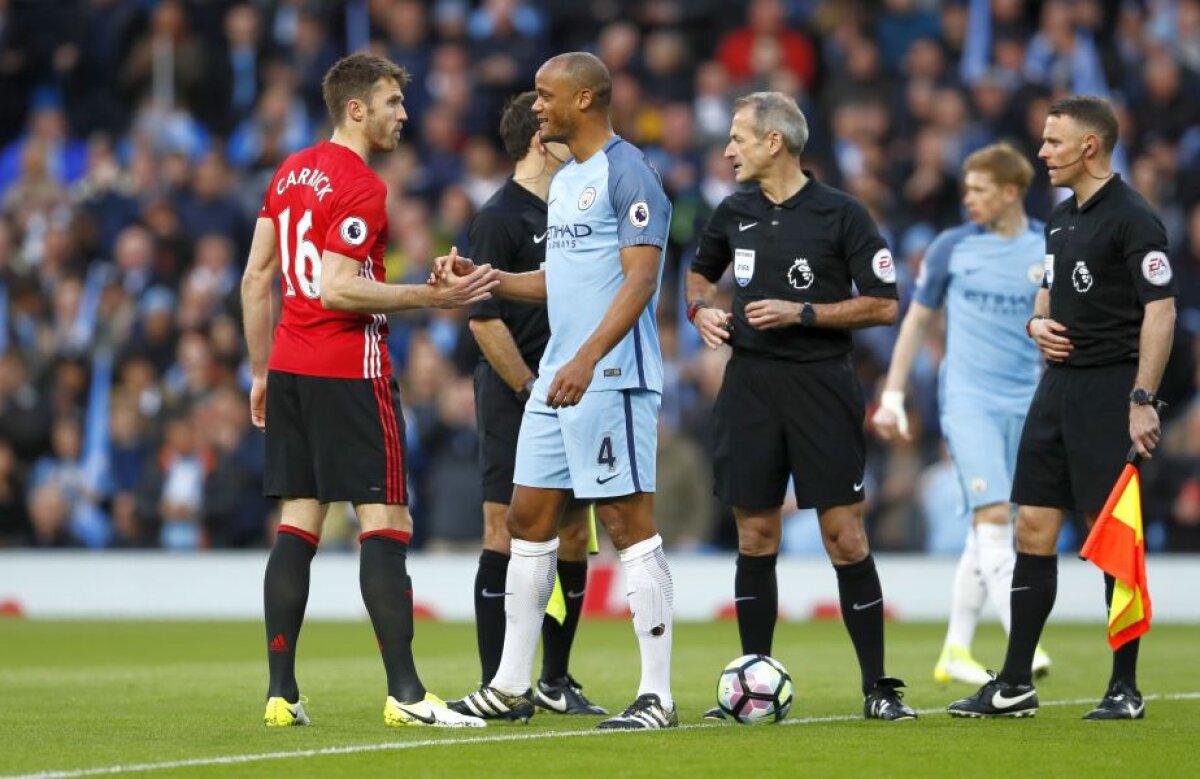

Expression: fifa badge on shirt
xmin=788 ymin=258 xmax=814 ymax=290
xmin=734 ymin=248 xmax=755 ymax=287
xmin=1072 ymin=261 xmax=1093 ymax=293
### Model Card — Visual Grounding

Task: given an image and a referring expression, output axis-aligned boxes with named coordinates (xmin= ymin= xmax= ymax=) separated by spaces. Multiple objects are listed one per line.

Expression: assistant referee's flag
xmin=1080 ymin=449 xmax=1152 ymax=650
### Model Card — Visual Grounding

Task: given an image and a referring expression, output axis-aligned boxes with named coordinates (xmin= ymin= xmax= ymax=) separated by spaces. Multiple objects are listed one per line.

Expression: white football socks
xmin=944 ymin=528 xmax=985 ymax=648
xmin=490 ymin=537 xmax=558 ymax=695
xmin=621 ymin=534 xmax=674 ymax=709
xmin=976 ymin=521 xmax=1015 ymax=634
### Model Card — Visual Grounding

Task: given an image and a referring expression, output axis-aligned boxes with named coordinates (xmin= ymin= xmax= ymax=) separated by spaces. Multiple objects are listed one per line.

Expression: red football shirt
xmin=261 ymin=141 xmax=391 ymax=379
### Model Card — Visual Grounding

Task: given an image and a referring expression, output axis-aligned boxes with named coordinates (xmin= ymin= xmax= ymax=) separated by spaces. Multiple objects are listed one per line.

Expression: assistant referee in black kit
xmin=457 ymin=92 xmax=604 ymax=716
xmin=949 ymin=96 xmax=1176 ymax=721
xmin=685 ymin=91 xmax=913 ymax=721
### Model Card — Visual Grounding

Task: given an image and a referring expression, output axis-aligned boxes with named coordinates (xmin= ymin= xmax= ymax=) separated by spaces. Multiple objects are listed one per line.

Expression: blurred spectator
xmin=716 ymin=0 xmax=817 ymax=90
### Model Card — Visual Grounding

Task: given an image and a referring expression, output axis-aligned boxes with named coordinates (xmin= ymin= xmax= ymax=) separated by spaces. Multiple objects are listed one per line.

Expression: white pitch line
xmin=8 ymin=692 xmax=1200 ymax=779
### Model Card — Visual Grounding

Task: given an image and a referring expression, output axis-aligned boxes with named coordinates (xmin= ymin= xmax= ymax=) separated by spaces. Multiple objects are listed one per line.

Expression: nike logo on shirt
xmin=853 ymin=480 xmax=865 ymax=492
xmin=733 ymin=596 xmax=756 ymax=603
xmin=596 ymin=474 xmax=619 ymax=485
xmin=991 ymin=688 xmax=1036 ymax=708
xmin=566 ymin=589 xmax=586 ymax=599
xmin=738 ymin=221 xmax=758 ymax=231
xmin=480 ymin=589 xmax=510 ymax=598
xmin=1050 ymin=227 xmax=1063 ymax=235
xmin=852 ymin=597 xmax=883 ymax=611
xmin=533 ymin=231 xmax=548 ymax=244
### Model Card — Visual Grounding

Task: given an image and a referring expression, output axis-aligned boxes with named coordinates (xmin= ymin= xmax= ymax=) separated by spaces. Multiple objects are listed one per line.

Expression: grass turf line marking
xmin=9 ymin=692 xmax=1200 ymax=779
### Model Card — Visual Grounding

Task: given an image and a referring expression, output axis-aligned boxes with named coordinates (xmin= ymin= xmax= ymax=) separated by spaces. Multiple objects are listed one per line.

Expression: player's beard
xmin=367 ymin=110 xmax=399 ymax=152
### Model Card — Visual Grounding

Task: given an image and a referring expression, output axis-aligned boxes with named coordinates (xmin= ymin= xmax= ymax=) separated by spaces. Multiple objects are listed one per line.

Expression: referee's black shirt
xmin=1043 ymin=174 xmax=1176 ymax=368
xmin=467 ymin=178 xmax=550 ymax=367
xmin=691 ymin=174 xmax=898 ymax=363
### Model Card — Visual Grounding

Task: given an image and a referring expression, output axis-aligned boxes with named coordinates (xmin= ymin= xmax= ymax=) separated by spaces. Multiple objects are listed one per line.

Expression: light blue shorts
xmin=941 ymin=409 xmax=1026 ymax=511
xmin=514 ymin=389 xmax=659 ymax=499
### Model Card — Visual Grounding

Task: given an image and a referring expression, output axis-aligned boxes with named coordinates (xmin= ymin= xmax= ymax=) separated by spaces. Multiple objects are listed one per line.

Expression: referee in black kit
xmin=456 ymin=93 xmax=605 ymax=716
xmin=949 ymin=96 xmax=1176 ymax=721
xmin=685 ymin=91 xmax=914 ymax=721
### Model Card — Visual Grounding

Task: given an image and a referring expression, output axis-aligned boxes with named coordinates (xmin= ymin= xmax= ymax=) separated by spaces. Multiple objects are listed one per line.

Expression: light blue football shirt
xmin=534 ymin=135 xmax=671 ymax=396
xmin=913 ymin=220 xmax=1046 ymax=415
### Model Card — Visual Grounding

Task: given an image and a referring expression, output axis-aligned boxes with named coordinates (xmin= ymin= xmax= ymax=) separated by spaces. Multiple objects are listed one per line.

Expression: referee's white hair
xmin=733 ymin=92 xmax=809 ymax=158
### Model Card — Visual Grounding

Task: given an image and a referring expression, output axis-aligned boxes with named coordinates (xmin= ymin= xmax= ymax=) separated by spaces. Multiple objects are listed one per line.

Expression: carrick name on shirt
xmin=275 ymin=167 xmax=335 ymax=202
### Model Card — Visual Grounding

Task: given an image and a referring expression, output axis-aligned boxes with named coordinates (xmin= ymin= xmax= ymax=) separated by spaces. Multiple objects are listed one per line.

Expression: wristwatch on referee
xmin=1129 ymin=388 xmax=1158 ymax=407
xmin=799 ymin=302 xmax=816 ymax=327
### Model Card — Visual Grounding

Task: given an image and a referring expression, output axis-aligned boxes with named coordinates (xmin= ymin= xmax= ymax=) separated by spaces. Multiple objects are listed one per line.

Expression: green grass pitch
xmin=2 ymin=619 xmax=1198 ymax=777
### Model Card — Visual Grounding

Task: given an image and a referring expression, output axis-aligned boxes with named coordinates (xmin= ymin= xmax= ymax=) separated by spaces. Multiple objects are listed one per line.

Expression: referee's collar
xmin=757 ymin=169 xmax=819 ymax=210
xmin=1074 ymin=172 xmax=1122 ymax=213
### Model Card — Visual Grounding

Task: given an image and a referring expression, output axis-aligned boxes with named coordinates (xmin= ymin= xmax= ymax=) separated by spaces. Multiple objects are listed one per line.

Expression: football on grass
xmin=716 ymin=654 xmax=794 ymax=724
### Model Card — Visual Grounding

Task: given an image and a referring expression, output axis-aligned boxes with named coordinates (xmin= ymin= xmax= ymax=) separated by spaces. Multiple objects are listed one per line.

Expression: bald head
xmin=544 ymin=52 xmax=612 ymax=107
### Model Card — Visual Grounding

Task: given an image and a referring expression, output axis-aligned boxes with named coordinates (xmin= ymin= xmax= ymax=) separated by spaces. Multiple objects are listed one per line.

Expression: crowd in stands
xmin=1 ymin=0 xmax=1198 ymax=553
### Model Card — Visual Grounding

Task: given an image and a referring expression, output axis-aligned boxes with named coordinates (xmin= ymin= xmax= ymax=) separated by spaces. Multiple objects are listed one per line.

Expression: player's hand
xmin=1130 ymin=404 xmax=1161 ymax=459
xmin=745 ymin=299 xmax=800 ymax=330
xmin=692 ymin=306 xmax=732 ymax=349
xmin=429 ymin=246 xmax=479 ymax=285
xmin=249 ymin=374 xmax=267 ymax=431
xmin=1031 ymin=317 xmax=1073 ymax=362
xmin=871 ymin=390 xmax=910 ymax=442
xmin=432 ymin=251 xmax=499 ymax=308
xmin=546 ymin=354 xmax=596 ymax=408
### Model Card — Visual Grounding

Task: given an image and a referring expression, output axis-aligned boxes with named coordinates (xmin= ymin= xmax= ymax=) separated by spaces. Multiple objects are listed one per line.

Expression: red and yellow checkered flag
xmin=1080 ymin=450 xmax=1153 ymax=650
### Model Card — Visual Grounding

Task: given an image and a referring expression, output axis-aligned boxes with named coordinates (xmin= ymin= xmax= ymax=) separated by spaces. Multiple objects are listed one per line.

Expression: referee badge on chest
xmin=734 ymin=248 xmax=755 ymax=287
xmin=1072 ymin=261 xmax=1093 ymax=293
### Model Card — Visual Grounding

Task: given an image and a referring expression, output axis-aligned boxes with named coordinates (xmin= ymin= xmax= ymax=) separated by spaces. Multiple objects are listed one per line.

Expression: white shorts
xmin=514 ymin=389 xmax=659 ymax=499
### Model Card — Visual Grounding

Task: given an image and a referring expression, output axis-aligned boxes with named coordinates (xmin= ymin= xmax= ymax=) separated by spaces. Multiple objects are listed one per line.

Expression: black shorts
xmin=475 ymin=363 xmax=525 ymax=504
xmin=474 ymin=362 xmax=588 ymax=509
xmin=1011 ymin=362 xmax=1136 ymax=514
xmin=713 ymin=354 xmax=866 ymax=510
xmin=264 ymin=370 xmax=408 ymax=505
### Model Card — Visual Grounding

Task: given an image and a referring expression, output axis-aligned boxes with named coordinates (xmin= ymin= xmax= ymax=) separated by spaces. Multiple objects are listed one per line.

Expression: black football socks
xmin=1105 ymin=573 xmax=1141 ymax=689
xmin=541 ymin=558 xmax=588 ymax=682
xmin=735 ymin=553 xmax=778 ymax=656
xmin=264 ymin=526 xmax=318 ymax=701
xmin=835 ymin=555 xmax=886 ymax=695
xmin=999 ymin=552 xmax=1058 ymax=686
xmin=360 ymin=529 xmax=425 ymax=703
xmin=474 ymin=549 xmax=510 ymax=684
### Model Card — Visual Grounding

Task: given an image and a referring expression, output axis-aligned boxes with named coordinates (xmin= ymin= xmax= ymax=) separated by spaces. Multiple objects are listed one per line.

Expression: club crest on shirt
xmin=734 ymin=248 xmax=755 ymax=287
xmin=788 ymin=258 xmax=814 ymax=290
xmin=1043 ymin=254 xmax=1055 ymax=288
xmin=1072 ymin=261 xmax=1093 ymax=293
xmin=340 ymin=216 xmax=368 ymax=246
xmin=628 ymin=201 xmax=650 ymax=228
xmin=578 ymin=187 xmax=596 ymax=211
xmin=872 ymin=248 xmax=896 ymax=283
xmin=970 ymin=477 xmax=987 ymax=496
xmin=1027 ymin=262 xmax=1045 ymax=286
xmin=1142 ymin=251 xmax=1172 ymax=286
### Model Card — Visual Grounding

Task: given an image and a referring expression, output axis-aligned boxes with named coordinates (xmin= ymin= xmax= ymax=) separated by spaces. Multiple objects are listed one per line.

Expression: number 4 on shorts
xmin=597 ymin=435 xmax=616 ymax=468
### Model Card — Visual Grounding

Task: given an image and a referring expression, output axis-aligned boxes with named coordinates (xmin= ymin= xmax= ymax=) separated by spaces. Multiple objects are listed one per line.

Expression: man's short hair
xmin=546 ymin=52 xmax=612 ymax=108
xmin=732 ymin=92 xmax=809 ymax=158
xmin=322 ymin=53 xmax=410 ymax=127
xmin=499 ymin=92 xmax=539 ymax=162
xmin=962 ymin=142 xmax=1034 ymax=193
xmin=1047 ymin=95 xmax=1118 ymax=154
